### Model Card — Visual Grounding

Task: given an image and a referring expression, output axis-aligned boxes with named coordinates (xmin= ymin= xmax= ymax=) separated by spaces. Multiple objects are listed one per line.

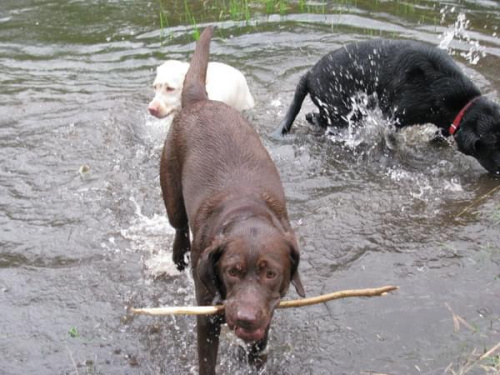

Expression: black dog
xmin=273 ymin=39 xmax=500 ymax=174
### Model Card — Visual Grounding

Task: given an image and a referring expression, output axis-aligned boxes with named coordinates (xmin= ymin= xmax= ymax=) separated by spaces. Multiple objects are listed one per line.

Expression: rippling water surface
xmin=1 ymin=1 xmax=499 ymax=374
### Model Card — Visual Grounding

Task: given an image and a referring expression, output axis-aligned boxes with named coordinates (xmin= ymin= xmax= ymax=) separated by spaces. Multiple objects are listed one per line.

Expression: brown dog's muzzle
xmin=224 ymin=286 xmax=279 ymax=342
xmin=226 ymin=301 xmax=271 ymax=342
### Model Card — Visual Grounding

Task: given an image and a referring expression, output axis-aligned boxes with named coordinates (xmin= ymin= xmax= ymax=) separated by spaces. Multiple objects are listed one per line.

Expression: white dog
xmin=148 ymin=60 xmax=255 ymax=118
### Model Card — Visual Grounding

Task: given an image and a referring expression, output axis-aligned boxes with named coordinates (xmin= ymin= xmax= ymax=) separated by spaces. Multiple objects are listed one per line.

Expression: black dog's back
xmin=274 ymin=39 xmax=481 ymax=136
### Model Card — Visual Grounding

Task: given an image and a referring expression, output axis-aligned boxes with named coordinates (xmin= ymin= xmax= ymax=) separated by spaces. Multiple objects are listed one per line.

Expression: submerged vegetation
xmin=158 ymin=0 xmax=324 ymax=26
xmin=155 ymin=0 xmax=493 ymax=45
xmin=156 ymin=0 xmax=443 ymax=40
xmin=445 ymin=343 xmax=500 ymax=375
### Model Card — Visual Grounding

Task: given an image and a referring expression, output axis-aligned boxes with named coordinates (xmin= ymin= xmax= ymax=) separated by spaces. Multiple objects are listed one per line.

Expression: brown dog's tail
xmin=181 ymin=26 xmax=214 ymax=108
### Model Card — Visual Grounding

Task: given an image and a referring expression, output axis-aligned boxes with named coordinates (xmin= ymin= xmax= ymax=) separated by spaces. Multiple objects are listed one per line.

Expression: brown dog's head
xmin=197 ymin=220 xmax=305 ymax=342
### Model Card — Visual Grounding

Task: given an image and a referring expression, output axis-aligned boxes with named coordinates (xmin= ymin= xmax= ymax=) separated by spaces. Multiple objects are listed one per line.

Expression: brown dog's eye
xmin=265 ymin=270 xmax=277 ymax=280
xmin=227 ymin=268 xmax=239 ymax=278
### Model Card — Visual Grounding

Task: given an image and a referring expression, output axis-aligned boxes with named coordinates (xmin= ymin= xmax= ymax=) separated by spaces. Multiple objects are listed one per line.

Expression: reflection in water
xmin=0 ymin=0 xmax=499 ymax=374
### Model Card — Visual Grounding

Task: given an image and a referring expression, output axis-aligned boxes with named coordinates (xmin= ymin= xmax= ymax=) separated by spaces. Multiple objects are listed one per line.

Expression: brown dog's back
xmin=169 ymin=26 xmax=288 ymax=227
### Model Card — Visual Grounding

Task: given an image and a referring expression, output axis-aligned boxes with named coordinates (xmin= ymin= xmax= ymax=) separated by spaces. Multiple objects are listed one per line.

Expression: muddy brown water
xmin=0 ymin=1 xmax=499 ymax=374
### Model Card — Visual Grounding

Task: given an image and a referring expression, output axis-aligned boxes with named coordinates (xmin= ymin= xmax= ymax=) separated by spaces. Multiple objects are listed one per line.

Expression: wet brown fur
xmin=159 ymin=26 xmax=305 ymax=375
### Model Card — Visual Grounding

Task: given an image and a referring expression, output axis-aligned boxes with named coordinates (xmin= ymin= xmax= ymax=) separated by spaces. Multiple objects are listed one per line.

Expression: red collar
xmin=449 ymin=96 xmax=481 ymax=135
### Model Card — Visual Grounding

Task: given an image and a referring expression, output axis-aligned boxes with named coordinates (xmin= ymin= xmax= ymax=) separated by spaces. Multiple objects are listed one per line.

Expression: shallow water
xmin=0 ymin=1 xmax=499 ymax=374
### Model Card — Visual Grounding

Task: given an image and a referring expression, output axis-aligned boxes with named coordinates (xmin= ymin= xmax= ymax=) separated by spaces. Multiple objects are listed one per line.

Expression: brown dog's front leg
xmin=194 ymin=274 xmax=222 ymax=375
xmin=196 ymin=314 xmax=222 ymax=375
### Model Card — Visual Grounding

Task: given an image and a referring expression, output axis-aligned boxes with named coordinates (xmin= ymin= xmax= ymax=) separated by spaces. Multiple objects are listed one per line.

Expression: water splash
xmin=323 ymin=96 xmax=466 ymax=202
xmin=325 ymin=92 xmax=397 ymax=153
xmin=144 ymin=114 xmax=172 ymax=143
xmin=438 ymin=7 xmax=486 ymax=65
xmin=120 ymin=196 xmax=180 ymax=278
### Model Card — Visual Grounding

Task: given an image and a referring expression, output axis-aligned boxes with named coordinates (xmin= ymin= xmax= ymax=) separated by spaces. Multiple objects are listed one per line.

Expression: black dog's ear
xmin=455 ymin=129 xmax=480 ymax=156
xmin=474 ymin=138 xmax=485 ymax=155
xmin=406 ymin=66 xmax=425 ymax=84
xmin=196 ymin=238 xmax=226 ymax=297
xmin=284 ymin=233 xmax=306 ymax=298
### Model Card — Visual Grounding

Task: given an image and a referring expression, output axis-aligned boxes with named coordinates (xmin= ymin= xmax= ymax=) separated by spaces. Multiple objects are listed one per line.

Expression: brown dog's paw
xmin=172 ymin=228 xmax=190 ymax=271
xmin=173 ymin=254 xmax=188 ymax=271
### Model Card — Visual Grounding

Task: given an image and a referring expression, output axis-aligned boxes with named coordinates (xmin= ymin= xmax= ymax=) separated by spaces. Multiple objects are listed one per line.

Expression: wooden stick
xmin=479 ymin=341 xmax=500 ymax=361
xmin=456 ymin=185 xmax=500 ymax=218
xmin=130 ymin=285 xmax=398 ymax=316
xmin=131 ymin=305 xmax=225 ymax=316
xmin=277 ymin=285 xmax=398 ymax=309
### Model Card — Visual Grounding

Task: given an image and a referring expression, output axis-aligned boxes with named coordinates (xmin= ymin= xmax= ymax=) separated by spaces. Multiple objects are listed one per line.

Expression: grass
xmin=445 ymin=343 xmax=500 ymax=375
xmin=442 ymin=304 xmax=500 ymax=375
xmin=155 ymin=0 xmax=441 ymax=42
xmin=184 ymin=0 xmax=200 ymax=40
xmin=158 ymin=0 xmax=173 ymax=42
xmin=156 ymin=0 xmax=331 ymax=40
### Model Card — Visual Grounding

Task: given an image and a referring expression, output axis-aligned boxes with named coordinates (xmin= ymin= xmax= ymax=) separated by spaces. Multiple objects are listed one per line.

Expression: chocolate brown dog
xmin=160 ymin=26 xmax=305 ymax=375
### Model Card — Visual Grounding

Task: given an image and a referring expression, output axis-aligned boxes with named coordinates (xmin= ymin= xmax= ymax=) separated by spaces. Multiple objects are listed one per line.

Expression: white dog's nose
xmin=148 ymin=104 xmax=160 ymax=118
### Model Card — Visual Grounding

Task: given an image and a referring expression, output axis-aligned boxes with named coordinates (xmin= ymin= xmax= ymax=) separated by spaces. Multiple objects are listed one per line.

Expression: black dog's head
xmin=454 ymin=97 xmax=500 ymax=175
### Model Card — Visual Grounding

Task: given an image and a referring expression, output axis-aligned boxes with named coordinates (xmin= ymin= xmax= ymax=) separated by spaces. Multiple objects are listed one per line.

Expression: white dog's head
xmin=148 ymin=60 xmax=190 ymax=118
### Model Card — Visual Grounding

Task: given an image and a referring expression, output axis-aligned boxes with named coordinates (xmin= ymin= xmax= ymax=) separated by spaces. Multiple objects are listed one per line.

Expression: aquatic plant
xmin=158 ymin=0 xmax=174 ymax=42
xmin=156 ymin=0 xmax=331 ymax=40
xmin=68 ymin=326 xmax=80 ymax=338
xmin=445 ymin=342 xmax=500 ymax=375
xmin=184 ymin=0 xmax=200 ymax=40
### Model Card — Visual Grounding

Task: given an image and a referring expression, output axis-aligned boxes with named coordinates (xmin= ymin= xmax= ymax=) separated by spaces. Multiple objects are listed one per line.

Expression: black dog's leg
xmin=305 ymin=112 xmax=327 ymax=127
xmin=306 ymin=107 xmax=346 ymax=129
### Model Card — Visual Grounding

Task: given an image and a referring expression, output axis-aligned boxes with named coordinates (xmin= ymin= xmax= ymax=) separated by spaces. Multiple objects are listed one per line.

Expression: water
xmin=1 ymin=1 xmax=499 ymax=374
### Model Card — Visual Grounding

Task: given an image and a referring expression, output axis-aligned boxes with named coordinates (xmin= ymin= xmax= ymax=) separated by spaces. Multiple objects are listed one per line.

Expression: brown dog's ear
xmin=196 ymin=238 xmax=226 ymax=297
xmin=285 ymin=233 xmax=306 ymax=298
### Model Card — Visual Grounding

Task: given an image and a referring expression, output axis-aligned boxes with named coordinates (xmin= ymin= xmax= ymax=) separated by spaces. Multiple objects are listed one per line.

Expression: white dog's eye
xmin=165 ymin=86 xmax=175 ymax=92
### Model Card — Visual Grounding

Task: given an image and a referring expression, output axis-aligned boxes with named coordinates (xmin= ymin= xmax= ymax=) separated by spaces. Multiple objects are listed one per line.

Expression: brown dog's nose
xmin=235 ymin=308 xmax=262 ymax=330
